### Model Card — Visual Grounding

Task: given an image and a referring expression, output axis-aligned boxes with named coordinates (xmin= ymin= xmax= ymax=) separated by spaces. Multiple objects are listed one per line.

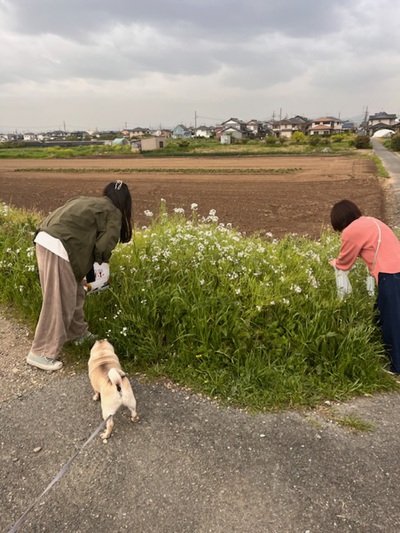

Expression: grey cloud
xmin=7 ymin=0 xmax=351 ymax=42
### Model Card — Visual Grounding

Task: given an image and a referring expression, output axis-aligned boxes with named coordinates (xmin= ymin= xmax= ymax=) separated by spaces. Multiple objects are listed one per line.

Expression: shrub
xmin=354 ymin=135 xmax=371 ymax=149
xmin=177 ymin=139 xmax=190 ymax=149
xmin=308 ymin=135 xmax=321 ymax=146
xmin=265 ymin=135 xmax=277 ymax=145
xmin=390 ymin=134 xmax=400 ymax=151
xmin=292 ymin=132 xmax=306 ymax=144
xmin=331 ymin=134 xmax=345 ymax=143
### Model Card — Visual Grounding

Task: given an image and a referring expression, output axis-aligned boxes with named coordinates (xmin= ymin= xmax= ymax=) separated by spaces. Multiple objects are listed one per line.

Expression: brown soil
xmin=0 ymin=154 xmax=390 ymax=238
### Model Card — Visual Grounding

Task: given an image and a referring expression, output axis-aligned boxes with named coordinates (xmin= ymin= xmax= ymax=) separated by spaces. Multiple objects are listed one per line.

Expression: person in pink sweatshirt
xmin=330 ymin=199 xmax=400 ymax=374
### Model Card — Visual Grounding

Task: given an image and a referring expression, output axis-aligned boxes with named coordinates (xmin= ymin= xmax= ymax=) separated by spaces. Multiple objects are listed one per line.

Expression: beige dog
xmin=88 ymin=339 xmax=138 ymax=439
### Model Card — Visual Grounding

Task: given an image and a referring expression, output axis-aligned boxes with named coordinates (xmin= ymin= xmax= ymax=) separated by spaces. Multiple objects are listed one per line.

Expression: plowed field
xmin=0 ymin=155 xmax=389 ymax=238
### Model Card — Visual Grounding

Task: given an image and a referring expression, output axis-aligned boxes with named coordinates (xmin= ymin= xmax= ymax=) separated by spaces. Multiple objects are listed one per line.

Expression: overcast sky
xmin=1 ymin=0 xmax=399 ymax=132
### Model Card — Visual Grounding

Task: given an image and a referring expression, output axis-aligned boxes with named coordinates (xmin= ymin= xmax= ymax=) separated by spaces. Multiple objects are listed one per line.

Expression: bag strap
xmin=369 ymin=217 xmax=381 ymax=274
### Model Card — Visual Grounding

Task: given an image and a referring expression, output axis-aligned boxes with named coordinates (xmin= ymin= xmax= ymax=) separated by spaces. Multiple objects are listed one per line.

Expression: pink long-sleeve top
xmin=332 ymin=216 xmax=400 ymax=283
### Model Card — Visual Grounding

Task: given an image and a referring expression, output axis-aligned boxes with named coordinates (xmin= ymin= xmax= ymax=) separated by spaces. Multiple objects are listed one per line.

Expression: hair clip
xmin=115 ymin=180 xmax=123 ymax=190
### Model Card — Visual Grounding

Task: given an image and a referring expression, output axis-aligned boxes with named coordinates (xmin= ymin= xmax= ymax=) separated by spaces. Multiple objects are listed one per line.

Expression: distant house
xmin=215 ymin=118 xmax=250 ymax=140
xmin=309 ymin=116 xmax=342 ymax=135
xmin=341 ymin=121 xmax=356 ymax=133
xmin=122 ymin=127 xmax=151 ymax=138
xmin=220 ymin=117 xmax=248 ymax=133
xmin=195 ymin=125 xmax=214 ymax=138
xmin=172 ymin=124 xmax=192 ymax=139
xmin=218 ymin=126 xmax=245 ymax=141
xmin=246 ymin=119 xmax=262 ymax=136
xmin=46 ymin=130 xmax=67 ymax=140
xmin=23 ymin=132 xmax=38 ymax=141
xmin=246 ymin=119 xmax=273 ymax=138
xmin=272 ymin=116 xmax=309 ymax=138
xmin=368 ymin=111 xmax=397 ymax=136
xmin=152 ymin=129 xmax=172 ymax=138
xmin=140 ymin=136 xmax=167 ymax=151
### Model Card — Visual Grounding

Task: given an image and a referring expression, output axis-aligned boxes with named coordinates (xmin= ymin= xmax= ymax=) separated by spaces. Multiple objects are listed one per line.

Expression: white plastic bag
xmin=366 ymin=274 xmax=375 ymax=297
xmin=334 ymin=267 xmax=352 ymax=300
xmin=85 ymin=262 xmax=110 ymax=294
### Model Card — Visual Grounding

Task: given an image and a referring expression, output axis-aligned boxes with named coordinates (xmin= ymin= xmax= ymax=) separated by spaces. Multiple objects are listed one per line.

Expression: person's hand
xmin=329 ymin=259 xmax=336 ymax=267
xmin=84 ymin=262 xmax=110 ymax=294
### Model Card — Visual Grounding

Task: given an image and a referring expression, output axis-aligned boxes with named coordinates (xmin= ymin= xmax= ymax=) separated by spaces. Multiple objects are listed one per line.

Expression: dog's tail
xmin=108 ymin=368 xmax=126 ymax=393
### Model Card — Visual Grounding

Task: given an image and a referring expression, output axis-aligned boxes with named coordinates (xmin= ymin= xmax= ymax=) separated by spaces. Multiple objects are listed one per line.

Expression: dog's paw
xmin=92 ymin=392 xmax=100 ymax=401
xmin=100 ymin=429 xmax=112 ymax=440
xmin=131 ymin=414 xmax=139 ymax=423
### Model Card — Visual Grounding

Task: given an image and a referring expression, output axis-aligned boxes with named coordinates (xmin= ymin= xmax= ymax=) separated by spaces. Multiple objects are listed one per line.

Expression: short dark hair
xmin=103 ymin=181 xmax=132 ymax=243
xmin=330 ymin=199 xmax=362 ymax=232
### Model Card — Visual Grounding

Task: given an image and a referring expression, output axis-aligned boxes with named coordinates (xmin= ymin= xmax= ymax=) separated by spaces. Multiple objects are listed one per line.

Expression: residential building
xmin=368 ymin=111 xmax=397 ymax=136
xmin=195 ymin=125 xmax=215 ymax=138
xmin=23 ymin=132 xmax=38 ymax=141
xmin=172 ymin=124 xmax=192 ymax=139
xmin=272 ymin=116 xmax=309 ymax=138
xmin=308 ymin=116 xmax=342 ymax=135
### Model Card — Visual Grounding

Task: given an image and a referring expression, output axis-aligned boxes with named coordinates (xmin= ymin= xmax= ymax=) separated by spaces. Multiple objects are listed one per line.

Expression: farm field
xmin=0 ymin=154 xmax=388 ymax=238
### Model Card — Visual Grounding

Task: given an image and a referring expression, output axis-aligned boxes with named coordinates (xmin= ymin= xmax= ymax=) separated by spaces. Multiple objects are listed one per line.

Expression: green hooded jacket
xmin=38 ymin=196 xmax=122 ymax=281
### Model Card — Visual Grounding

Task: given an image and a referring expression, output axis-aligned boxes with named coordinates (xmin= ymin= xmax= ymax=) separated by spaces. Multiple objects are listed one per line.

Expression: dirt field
xmin=0 ymin=154 xmax=390 ymax=238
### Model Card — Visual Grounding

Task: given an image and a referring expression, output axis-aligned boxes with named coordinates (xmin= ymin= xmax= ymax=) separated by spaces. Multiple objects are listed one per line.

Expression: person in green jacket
xmin=26 ymin=180 xmax=132 ymax=371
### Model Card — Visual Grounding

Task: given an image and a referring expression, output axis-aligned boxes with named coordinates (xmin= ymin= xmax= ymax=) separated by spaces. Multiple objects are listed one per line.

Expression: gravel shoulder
xmin=0 ymin=308 xmax=81 ymax=403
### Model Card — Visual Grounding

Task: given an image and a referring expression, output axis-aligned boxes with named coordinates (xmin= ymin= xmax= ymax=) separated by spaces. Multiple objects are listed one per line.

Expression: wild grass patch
xmin=0 ymin=201 xmax=397 ymax=411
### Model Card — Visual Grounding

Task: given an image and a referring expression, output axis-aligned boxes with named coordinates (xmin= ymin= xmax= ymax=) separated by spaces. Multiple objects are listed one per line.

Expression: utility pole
xmin=194 ymin=111 xmax=197 ymax=129
xmin=362 ymin=106 xmax=369 ymax=133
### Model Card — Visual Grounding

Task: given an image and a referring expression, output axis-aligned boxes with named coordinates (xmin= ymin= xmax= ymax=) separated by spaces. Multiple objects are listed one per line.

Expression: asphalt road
xmin=2 ymin=372 xmax=400 ymax=532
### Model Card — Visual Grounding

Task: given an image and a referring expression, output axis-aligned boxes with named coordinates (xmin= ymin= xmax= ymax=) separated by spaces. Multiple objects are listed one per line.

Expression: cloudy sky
xmin=1 ymin=0 xmax=399 ymax=132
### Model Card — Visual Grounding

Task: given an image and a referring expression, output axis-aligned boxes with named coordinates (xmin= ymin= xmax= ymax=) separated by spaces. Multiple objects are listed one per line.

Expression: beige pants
xmin=30 ymin=244 xmax=89 ymax=359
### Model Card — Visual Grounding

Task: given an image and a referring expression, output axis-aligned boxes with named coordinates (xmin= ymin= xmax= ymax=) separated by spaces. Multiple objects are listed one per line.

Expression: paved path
xmin=371 ymin=138 xmax=400 ymax=224
xmin=2 ymin=374 xmax=400 ymax=533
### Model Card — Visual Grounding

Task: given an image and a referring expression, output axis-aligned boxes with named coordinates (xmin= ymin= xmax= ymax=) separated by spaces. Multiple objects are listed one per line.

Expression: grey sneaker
xmin=26 ymin=353 xmax=63 ymax=371
xmin=73 ymin=332 xmax=98 ymax=346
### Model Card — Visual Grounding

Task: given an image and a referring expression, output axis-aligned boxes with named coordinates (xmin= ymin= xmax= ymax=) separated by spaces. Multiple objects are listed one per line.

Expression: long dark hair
xmin=330 ymin=199 xmax=362 ymax=232
xmin=103 ymin=181 xmax=132 ymax=243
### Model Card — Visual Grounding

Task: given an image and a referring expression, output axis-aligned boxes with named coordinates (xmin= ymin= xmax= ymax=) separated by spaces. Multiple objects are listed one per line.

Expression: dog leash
xmin=7 ymin=416 xmax=110 ymax=533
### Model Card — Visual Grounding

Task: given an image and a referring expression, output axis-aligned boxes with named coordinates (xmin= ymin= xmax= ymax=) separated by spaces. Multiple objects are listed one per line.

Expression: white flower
xmin=173 ymin=207 xmax=185 ymax=214
xmin=290 ymin=284 xmax=302 ymax=293
xmin=191 ymin=203 xmax=198 ymax=211
xmin=144 ymin=210 xmax=153 ymax=217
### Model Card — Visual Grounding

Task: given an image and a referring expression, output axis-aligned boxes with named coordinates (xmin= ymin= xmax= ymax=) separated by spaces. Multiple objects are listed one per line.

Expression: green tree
xmin=292 ymin=132 xmax=306 ymax=144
